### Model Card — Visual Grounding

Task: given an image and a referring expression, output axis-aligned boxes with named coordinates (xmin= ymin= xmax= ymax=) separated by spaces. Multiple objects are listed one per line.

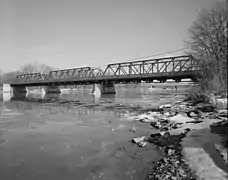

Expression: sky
xmin=0 ymin=0 xmax=221 ymax=72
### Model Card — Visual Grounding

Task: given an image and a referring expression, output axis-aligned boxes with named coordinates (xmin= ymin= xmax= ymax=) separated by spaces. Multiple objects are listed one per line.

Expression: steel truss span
xmin=12 ymin=55 xmax=200 ymax=86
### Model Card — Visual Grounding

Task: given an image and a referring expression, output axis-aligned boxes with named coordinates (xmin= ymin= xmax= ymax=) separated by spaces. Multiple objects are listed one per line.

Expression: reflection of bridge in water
xmin=9 ymin=92 xmax=115 ymax=103
xmin=5 ymin=94 xmax=124 ymax=117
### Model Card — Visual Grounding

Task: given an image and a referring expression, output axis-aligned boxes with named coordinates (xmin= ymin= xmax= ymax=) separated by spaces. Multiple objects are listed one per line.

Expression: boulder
xmin=169 ymin=114 xmax=195 ymax=124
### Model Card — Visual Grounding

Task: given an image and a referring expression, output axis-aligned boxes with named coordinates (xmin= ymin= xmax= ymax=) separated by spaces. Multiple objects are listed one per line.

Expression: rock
xmin=175 ymin=104 xmax=188 ymax=110
xmin=184 ymin=128 xmax=191 ymax=133
xmin=132 ymin=136 xmax=148 ymax=144
xmin=164 ymin=112 xmax=170 ymax=116
xmin=168 ymin=149 xmax=175 ymax=155
xmin=169 ymin=114 xmax=195 ymax=124
xmin=140 ymin=116 xmax=156 ymax=123
xmin=132 ymin=136 xmax=148 ymax=147
xmin=150 ymin=122 xmax=160 ymax=129
xmin=216 ymin=110 xmax=228 ymax=119
xmin=186 ymin=110 xmax=201 ymax=118
xmin=134 ymin=113 xmax=159 ymax=123
xmin=150 ymin=121 xmax=157 ymax=126
xmin=138 ymin=141 xmax=147 ymax=147
xmin=196 ymin=103 xmax=215 ymax=112
xmin=150 ymin=132 xmax=162 ymax=138
xmin=159 ymin=118 xmax=169 ymax=124
xmin=160 ymin=131 xmax=171 ymax=138
xmin=171 ymin=123 xmax=178 ymax=129
xmin=217 ymin=109 xmax=227 ymax=116
xmin=129 ymin=127 xmax=136 ymax=133
xmin=159 ymin=104 xmax=172 ymax=109
xmin=189 ymin=111 xmax=198 ymax=117
xmin=134 ymin=114 xmax=148 ymax=120
xmin=160 ymin=126 xmax=169 ymax=131
xmin=151 ymin=132 xmax=170 ymax=138
xmin=170 ymin=111 xmax=178 ymax=117
xmin=148 ymin=111 xmax=161 ymax=117
xmin=186 ymin=120 xmax=203 ymax=124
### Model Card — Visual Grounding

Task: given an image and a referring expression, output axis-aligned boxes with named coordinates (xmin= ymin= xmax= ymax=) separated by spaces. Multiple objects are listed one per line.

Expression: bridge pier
xmin=92 ymin=82 xmax=116 ymax=95
xmin=160 ymin=79 xmax=166 ymax=83
xmin=42 ymin=85 xmax=61 ymax=93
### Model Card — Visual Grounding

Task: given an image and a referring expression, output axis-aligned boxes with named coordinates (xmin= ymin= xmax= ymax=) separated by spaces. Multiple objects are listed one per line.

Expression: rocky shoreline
xmin=146 ymin=129 xmax=198 ymax=180
xmin=127 ymin=99 xmax=227 ymax=180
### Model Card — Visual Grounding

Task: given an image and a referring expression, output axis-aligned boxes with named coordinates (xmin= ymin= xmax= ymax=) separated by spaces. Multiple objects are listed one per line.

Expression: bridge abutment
xmin=92 ymin=82 xmax=116 ymax=95
xmin=42 ymin=85 xmax=61 ymax=93
xmin=3 ymin=84 xmax=12 ymax=93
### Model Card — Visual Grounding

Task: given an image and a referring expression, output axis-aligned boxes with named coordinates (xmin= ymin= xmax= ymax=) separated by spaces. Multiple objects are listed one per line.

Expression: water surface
xmin=0 ymin=84 xmax=188 ymax=180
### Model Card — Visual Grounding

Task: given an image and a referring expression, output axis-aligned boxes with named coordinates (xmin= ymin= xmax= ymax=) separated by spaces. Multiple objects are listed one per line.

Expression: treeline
xmin=0 ymin=62 xmax=56 ymax=84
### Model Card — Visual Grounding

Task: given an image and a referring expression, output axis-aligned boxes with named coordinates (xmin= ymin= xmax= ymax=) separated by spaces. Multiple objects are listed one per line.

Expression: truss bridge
xmin=10 ymin=55 xmax=200 ymax=94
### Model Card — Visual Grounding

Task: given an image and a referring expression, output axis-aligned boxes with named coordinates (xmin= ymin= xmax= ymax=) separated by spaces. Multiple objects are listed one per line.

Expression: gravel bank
xmin=127 ymin=100 xmax=227 ymax=180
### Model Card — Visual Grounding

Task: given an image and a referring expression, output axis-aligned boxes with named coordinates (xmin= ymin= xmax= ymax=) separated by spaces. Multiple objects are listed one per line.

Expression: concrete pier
xmin=92 ymin=83 xmax=116 ymax=95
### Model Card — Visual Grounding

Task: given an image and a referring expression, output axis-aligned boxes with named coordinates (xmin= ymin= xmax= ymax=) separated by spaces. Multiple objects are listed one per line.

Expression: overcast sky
xmin=0 ymin=0 xmax=221 ymax=72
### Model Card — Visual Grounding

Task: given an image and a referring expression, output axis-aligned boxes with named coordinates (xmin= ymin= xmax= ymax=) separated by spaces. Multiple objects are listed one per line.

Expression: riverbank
xmin=126 ymin=98 xmax=227 ymax=180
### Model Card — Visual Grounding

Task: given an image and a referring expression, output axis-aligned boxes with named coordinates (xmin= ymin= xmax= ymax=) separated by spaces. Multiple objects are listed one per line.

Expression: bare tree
xmin=186 ymin=1 xmax=227 ymax=95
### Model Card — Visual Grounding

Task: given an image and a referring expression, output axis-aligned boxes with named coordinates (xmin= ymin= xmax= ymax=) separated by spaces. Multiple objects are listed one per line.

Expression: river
xmin=0 ymin=84 xmax=190 ymax=180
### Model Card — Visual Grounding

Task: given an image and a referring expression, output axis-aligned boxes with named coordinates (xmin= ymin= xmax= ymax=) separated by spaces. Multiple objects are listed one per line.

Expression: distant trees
xmin=1 ymin=62 xmax=56 ymax=84
xmin=20 ymin=62 xmax=55 ymax=74
xmin=1 ymin=71 xmax=21 ymax=84
xmin=186 ymin=1 xmax=227 ymax=95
